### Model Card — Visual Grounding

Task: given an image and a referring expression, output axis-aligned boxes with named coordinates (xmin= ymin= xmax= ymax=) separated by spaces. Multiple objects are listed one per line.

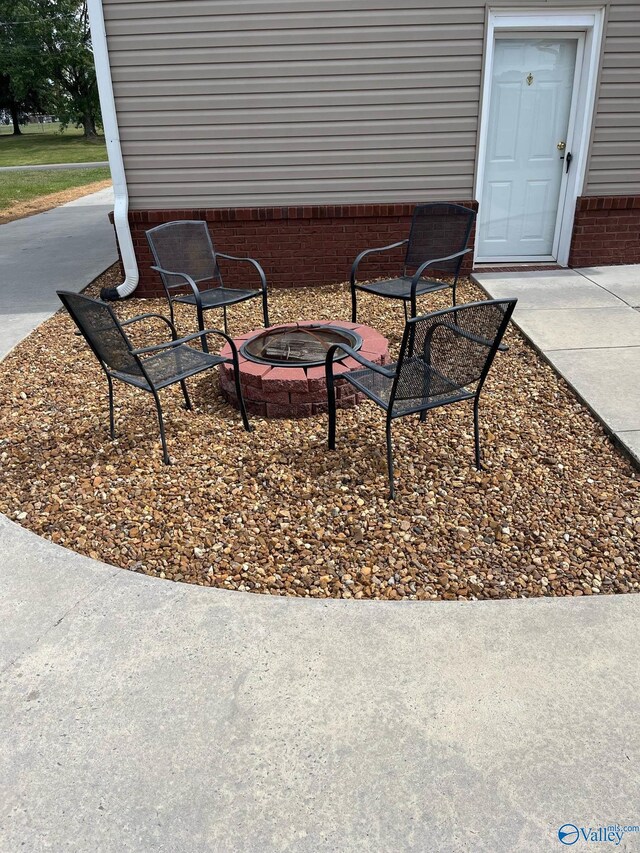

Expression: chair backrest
xmin=146 ymin=220 xmax=221 ymax=289
xmin=405 ymin=203 xmax=476 ymax=276
xmin=57 ymin=291 xmax=142 ymax=377
xmin=391 ymin=299 xmax=517 ymax=408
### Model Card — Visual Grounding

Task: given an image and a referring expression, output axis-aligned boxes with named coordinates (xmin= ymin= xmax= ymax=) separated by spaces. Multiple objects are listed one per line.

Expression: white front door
xmin=477 ymin=37 xmax=578 ymax=261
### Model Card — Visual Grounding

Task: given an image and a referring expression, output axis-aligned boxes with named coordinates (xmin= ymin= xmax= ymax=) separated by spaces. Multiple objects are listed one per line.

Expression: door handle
xmin=566 ymin=151 xmax=573 ymax=173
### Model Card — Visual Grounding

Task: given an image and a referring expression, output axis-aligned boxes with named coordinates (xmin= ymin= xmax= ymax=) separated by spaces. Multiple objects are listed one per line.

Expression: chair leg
xmin=223 ymin=305 xmax=228 ymax=336
xmin=350 ymin=286 xmax=358 ymax=323
xmin=262 ymin=290 xmax=270 ymax=327
xmin=196 ymin=302 xmax=208 ymax=353
xmin=180 ymin=380 xmax=192 ymax=410
xmin=151 ymin=388 xmax=170 ymax=464
xmin=473 ymin=397 xmax=482 ymax=470
xmin=407 ymin=321 xmax=417 ymax=357
xmin=403 ymin=300 xmax=409 ymax=324
xmin=419 ymin=377 xmax=431 ymax=423
xmin=107 ymin=375 xmax=115 ymax=439
xmin=386 ymin=416 xmax=395 ymax=500
xmin=232 ymin=362 xmax=252 ymax=432
xmin=327 ymin=367 xmax=337 ymax=450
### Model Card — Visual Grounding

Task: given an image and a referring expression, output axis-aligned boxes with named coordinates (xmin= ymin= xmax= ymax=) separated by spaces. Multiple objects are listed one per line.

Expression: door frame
xmin=474 ymin=8 xmax=606 ymax=266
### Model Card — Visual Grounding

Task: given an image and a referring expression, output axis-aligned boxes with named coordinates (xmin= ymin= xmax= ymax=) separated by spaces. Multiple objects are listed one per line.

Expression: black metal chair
xmin=350 ymin=203 xmax=476 ymax=323
xmin=57 ymin=291 xmax=251 ymax=465
xmin=325 ymin=299 xmax=517 ymax=499
xmin=146 ymin=220 xmax=270 ymax=346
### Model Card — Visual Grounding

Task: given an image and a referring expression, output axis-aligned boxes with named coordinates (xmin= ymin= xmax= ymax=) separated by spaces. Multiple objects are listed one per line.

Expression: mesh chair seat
xmin=346 ymin=358 xmax=473 ymax=416
xmin=350 ymin=203 xmax=476 ymax=322
xmin=173 ymin=286 xmax=261 ymax=310
xmin=146 ymin=220 xmax=270 ymax=334
xmin=327 ymin=298 xmax=517 ymax=499
xmin=57 ymin=290 xmax=251 ymax=466
xmin=112 ymin=344 xmax=224 ymax=390
xmin=356 ymin=277 xmax=449 ymax=300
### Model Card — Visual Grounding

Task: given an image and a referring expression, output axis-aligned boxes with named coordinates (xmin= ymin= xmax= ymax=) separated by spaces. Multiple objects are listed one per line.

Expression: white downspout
xmin=87 ymin=0 xmax=139 ymax=299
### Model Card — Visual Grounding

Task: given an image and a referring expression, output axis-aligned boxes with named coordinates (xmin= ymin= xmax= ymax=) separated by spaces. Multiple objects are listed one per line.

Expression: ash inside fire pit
xmin=241 ymin=324 xmax=363 ymax=368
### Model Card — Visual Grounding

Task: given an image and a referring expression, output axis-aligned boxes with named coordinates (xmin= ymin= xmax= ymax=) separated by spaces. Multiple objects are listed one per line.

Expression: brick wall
xmin=108 ymin=195 xmax=639 ymax=298
xmin=569 ymin=196 xmax=640 ymax=267
xmin=112 ymin=202 xmax=478 ymax=298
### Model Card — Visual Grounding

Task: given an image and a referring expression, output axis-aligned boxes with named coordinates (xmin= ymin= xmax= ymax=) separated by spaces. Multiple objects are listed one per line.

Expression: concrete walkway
xmin=0 ymin=161 xmax=109 ymax=172
xmin=473 ymin=265 xmax=640 ymax=467
xmin=0 ymin=186 xmax=116 ymax=358
xmin=1 ymin=236 xmax=639 ymax=851
xmin=2 ymin=514 xmax=639 ymax=853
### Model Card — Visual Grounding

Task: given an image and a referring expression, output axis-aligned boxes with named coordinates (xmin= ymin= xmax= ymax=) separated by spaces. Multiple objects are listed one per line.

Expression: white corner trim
xmin=87 ymin=0 xmax=139 ymax=298
xmin=474 ymin=7 xmax=606 ymax=267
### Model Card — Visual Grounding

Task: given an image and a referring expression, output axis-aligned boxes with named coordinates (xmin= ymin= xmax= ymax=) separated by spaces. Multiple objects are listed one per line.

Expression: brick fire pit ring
xmin=218 ymin=320 xmax=390 ymax=418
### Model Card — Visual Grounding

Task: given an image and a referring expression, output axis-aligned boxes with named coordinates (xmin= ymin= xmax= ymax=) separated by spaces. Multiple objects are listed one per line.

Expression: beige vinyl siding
xmin=102 ymin=0 xmax=640 ymax=208
xmin=103 ymin=0 xmax=484 ymax=208
xmin=586 ymin=2 xmax=640 ymax=194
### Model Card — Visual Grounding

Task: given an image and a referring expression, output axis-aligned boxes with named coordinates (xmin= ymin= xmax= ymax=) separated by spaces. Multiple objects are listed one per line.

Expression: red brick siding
xmin=569 ymin=196 xmax=640 ymax=268
xmin=111 ymin=202 xmax=478 ymax=298
xmin=108 ymin=195 xmax=639 ymax=297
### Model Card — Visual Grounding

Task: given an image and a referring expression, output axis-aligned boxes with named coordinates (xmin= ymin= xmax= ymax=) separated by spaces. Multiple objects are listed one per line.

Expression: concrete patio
xmin=1 ymin=209 xmax=639 ymax=852
xmin=0 ymin=186 xmax=116 ymax=359
xmin=2 ymin=513 xmax=640 ymax=853
xmin=473 ymin=265 xmax=640 ymax=467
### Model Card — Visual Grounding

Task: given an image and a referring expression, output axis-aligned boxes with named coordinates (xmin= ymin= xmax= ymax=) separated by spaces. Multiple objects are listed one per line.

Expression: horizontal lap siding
xmin=103 ymin=0 xmax=640 ymax=206
xmin=586 ymin=2 xmax=640 ymax=195
xmin=102 ymin=0 xmax=484 ymax=208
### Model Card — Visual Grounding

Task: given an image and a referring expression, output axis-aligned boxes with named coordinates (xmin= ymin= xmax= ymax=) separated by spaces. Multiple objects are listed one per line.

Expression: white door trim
xmin=474 ymin=8 xmax=605 ymax=266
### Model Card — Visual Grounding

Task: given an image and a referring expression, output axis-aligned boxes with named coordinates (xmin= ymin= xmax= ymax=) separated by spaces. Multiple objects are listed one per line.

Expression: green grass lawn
xmin=0 ymin=123 xmax=108 ymax=167
xmin=0 ymin=167 xmax=111 ymax=211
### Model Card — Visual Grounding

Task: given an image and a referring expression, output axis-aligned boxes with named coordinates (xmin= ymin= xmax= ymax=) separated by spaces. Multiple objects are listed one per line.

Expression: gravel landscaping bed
xmin=0 ymin=264 xmax=638 ymax=600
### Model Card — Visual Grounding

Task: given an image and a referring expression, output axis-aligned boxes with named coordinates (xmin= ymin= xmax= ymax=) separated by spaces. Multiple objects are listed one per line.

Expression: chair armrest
xmin=120 ymin=312 xmax=178 ymax=339
xmin=215 ymin=253 xmax=267 ymax=291
xmin=411 ymin=248 xmax=472 ymax=290
xmin=325 ymin=343 xmax=396 ymax=378
xmin=132 ymin=327 xmax=235 ymax=356
xmin=351 ymin=240 xmax=408 ymax=286
xmin=150 ymin=265 xmax=203 ymax=300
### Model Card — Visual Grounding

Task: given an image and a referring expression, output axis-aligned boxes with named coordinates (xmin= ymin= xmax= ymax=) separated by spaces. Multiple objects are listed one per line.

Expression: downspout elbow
xmin=100 ymin=191 xmax=139 ymax=300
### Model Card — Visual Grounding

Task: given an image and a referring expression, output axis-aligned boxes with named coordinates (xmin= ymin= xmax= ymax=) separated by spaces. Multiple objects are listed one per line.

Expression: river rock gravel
xmin=0 ymin=265 xmax=637 ymax=600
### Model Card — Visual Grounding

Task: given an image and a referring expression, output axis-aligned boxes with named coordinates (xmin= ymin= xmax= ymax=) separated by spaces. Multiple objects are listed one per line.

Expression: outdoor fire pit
xmin=218 ymin=320 xmax=390 ymax=417
xmin=241 ymin=324 xmax=363 ymax=368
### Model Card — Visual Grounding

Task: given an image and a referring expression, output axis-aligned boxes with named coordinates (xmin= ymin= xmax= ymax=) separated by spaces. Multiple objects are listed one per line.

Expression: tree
xmin=0 ymin=75 xmax=41 ymax=135
xmin=0 ymin=0 xmax=101 ymax=139
xmin=0 ymin=2 xmax=50 ymax=134
xmin=37 ymin=0 xmax=101 ymax=139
